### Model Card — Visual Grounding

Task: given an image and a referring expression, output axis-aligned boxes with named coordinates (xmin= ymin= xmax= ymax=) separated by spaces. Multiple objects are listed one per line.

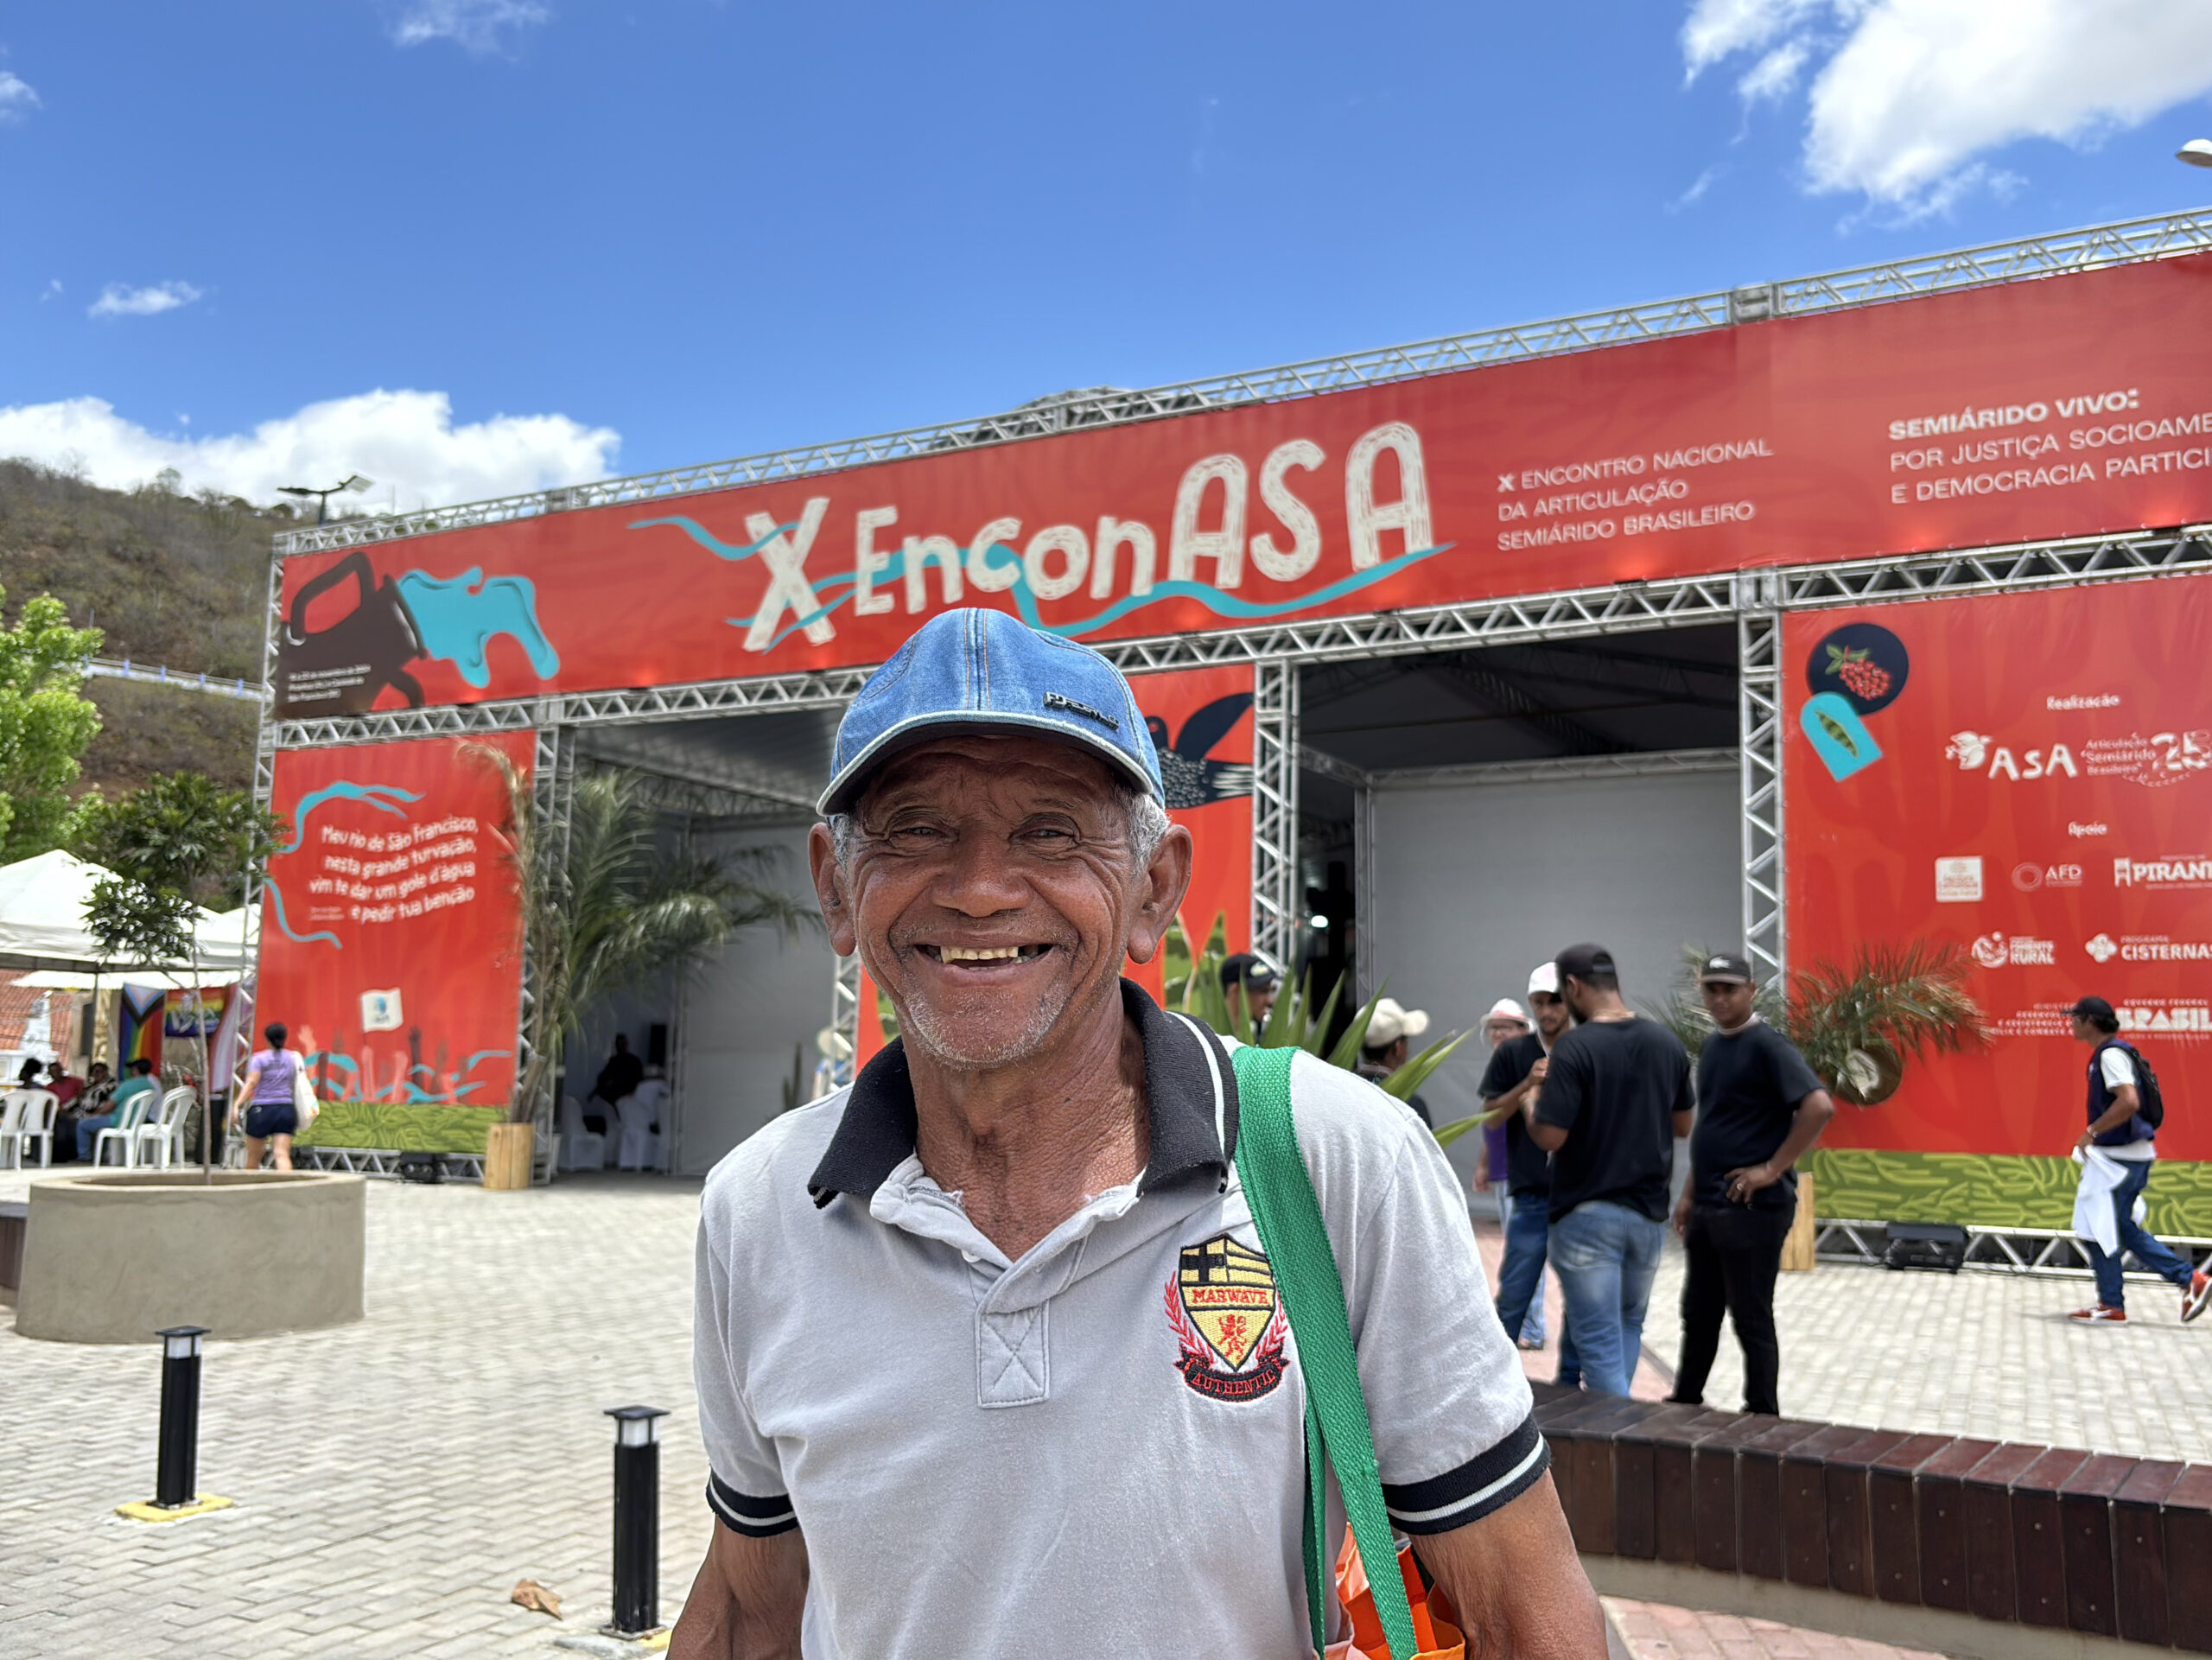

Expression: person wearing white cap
xmin=1357 ymin=996 xmax=1436 ymax=1125
xmin=1471 ymin=998 xmax=1531 ymax=1229
xmin=1481 ymin=965 xmax=1579 ymax=1380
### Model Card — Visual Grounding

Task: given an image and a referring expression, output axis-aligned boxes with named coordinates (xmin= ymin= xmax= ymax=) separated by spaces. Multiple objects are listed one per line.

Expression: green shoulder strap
xmin=1228 ymin=1040 xmax=1421 ymax=1660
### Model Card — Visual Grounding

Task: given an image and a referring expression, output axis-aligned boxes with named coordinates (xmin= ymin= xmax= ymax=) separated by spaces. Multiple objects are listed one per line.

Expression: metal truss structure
xmin=86 ymin=657 xmax=266 ymax=703
xmin=1738 ymin=598 xmax=1787 ymax=984
xmin=1778 ymin=523 xmax=2212 ymax=609
xmin=510 ymin=726 xmax=574 ymax=1177
xmin=1249 ymin=662 xmax=1300 ymax=974
xmin=1313 ymin=745 xmax=1738 ymax=793
xmin=1815 ymin=1218 xmax=2212 ymax=1276
xmin=274 ymin=207 xmax=2212 ymax=559
xmin=296 ymin=1147 xmax=487 ymax=1183
xmin=830 ymin=954 xmax=861 ymax=1088
xmin=267 ymin=665 xmax=874 ymax=752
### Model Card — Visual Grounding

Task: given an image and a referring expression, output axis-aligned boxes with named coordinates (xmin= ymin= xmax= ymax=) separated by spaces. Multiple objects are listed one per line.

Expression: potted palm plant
xmin=473 ymin=750 xmax=814 ymax=1189
xmin=1177 ymin=921 xmax=1471 ymax=1109
xmin=1655 ymin=938 xmax=1990 ymax=1103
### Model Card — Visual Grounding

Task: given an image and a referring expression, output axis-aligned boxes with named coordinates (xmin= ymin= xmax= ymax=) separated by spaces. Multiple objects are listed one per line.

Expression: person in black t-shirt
xmin=1481 ymin=963 xmax=1579 ymax=1381
xmin=1529 ymin=943 xmax=1694 ymax=1397
xmin=1666 ymin=952 xmax=1835 ymax=1416
xmin=588 ymin=1034 xmax=645 ymax=1135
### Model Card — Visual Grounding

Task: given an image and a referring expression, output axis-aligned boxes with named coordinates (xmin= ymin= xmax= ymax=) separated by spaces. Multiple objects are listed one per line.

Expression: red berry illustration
xmin=1826 ymin=645 xmax=1891 ymax=702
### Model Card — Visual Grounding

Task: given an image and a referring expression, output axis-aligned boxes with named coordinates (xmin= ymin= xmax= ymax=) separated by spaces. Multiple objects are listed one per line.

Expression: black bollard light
xmin=155 ymin=1326 xmax=207 ymax=1509
xmin=605 ymin=1405 xmax=668 ymax=1637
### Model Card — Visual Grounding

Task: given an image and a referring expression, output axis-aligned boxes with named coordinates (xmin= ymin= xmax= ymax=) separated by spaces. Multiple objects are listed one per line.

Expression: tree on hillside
xmin=76 ymin=773 xmax=283 ymax=1175
xmin=0 ymin=587 xmax=103 ymax=860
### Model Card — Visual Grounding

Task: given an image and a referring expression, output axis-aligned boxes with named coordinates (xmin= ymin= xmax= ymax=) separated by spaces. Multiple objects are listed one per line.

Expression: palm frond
xmin=462 ymin=748 xmax=821 ymax=1122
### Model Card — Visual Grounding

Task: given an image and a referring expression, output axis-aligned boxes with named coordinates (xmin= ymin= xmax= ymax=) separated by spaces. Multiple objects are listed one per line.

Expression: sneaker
xmin=2183 ymin=1270 xmax=2212 ymax=1324
xmin=2069 ymin=1303 xmax=2128 ymax=1323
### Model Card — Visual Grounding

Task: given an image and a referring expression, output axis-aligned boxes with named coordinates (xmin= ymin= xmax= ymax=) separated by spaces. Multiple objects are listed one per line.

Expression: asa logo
xmin=2012 ymin=862 xmax=2083 ymax=892
xmin=1945 ymin=731 xmax=2077 ymax=780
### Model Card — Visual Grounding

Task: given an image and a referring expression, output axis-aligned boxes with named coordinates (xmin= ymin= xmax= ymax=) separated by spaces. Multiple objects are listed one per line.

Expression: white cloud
xmin=1681 ymin=0 xmax=2212 ymax=215
xmin=89 ymin=281 xmax=203 ymax=319
xmin=1737 ymin=41 xmax=1808 ymax=105
xmin=0 ymin=389 xmax=620 ymax=515
xmin=0 ymin=70 xmax=38 ymax=123
xmin=392 ymin=0 xmax=550 ymax=54
xmin=1682 ymin=0 xmax=1824 ymax=80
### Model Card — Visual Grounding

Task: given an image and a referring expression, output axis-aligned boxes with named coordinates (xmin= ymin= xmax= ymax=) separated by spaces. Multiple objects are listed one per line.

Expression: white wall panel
xmin=672 ymin=826 xmax=836 ymax=1177
xmin=1365 ymin=767 xmax=1740 ymax=1147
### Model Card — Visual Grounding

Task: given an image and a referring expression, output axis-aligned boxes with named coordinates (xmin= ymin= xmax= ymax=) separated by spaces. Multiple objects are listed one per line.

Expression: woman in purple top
xmin=234 ymin=1023 xmax=302 ymax=1171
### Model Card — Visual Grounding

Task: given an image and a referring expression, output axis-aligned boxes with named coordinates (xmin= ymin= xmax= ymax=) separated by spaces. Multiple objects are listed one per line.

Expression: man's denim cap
xmin=817 ymin=607 xmax=1164 ymax=815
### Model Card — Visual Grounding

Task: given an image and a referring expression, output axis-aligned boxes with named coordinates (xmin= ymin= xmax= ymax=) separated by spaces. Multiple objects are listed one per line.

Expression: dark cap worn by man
xmin=1525 ymin=941 xmax=1694 ymax=1398
xmin=676 ymin=607 xmax=1599 ymax=1659
xmin=1217 ymin=951 xmax=1281 ymax=1036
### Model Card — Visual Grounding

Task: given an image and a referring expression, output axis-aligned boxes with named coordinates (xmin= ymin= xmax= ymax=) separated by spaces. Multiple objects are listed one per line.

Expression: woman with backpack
xmin=2068 ymin=995 xmax=2212 ymax=1324
xmin=232 ymin=1023 xmax=309 ymax=1173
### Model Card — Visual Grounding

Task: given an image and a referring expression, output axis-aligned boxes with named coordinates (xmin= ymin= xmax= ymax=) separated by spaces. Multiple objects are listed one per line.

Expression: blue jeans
xmin=1494 ymin=1193 xmax=1577 ymax=1368
xmin=75 ymin=1111 xmax=119 ymax=1161
xmin=2085 ymin=1159 xmax=2195 ymax=1309
xmin=1549 ymin=1199 xmax=1666 ymax=1396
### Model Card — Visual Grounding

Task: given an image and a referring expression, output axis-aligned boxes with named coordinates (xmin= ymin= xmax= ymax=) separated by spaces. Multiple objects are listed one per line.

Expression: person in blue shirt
xmin=75 ymin=1058 xmax=157 ymax=1162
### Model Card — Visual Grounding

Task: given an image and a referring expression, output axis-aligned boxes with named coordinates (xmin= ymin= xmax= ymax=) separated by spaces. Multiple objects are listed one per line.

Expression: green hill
xmin=0 ymin=460 xmax=292 ymax=795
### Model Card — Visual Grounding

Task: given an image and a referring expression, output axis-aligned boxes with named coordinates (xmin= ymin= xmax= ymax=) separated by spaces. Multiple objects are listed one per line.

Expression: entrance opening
xmin=560 ymin=709 xmax=839 ymax=1177
xmin=1299 ymin=623 xmax=1740 ymax=1141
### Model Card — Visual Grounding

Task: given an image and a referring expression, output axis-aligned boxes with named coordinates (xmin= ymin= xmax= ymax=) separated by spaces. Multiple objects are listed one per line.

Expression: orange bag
xmin=1325 ymin=1534 xmax=1465 ymax=1660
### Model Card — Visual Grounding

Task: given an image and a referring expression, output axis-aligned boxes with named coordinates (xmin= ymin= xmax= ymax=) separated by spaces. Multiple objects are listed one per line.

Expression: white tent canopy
xmin=0 ymin=849 xmax=255 ymax=973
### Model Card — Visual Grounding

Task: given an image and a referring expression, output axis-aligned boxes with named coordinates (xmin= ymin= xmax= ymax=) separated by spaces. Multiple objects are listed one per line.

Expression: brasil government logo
xmin=1165 ymin=1231 xmax=1288 ymax=1402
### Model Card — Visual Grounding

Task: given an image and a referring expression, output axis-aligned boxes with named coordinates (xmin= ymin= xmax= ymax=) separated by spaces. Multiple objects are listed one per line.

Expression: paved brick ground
xmin=1603 ymin=1598 xmax=1942 ymax=1660
xmin=0 ymin=1171 xmax=713 ymax=1658
xmin=6 ymin=1168 xmax=2209 ymax=1658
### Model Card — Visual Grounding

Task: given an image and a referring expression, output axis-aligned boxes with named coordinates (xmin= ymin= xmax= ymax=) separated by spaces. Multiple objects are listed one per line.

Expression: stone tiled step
xmin=1534 ymin=1382 xmax=2212 ymax=1653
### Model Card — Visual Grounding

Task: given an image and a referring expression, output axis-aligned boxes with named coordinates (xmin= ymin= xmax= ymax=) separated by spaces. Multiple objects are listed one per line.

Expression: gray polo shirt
xmin=694 ymin=983 xmax=1543 ymax=1658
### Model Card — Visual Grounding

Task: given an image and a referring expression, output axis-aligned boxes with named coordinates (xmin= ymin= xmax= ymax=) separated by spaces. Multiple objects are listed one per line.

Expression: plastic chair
xmin=2 ymin=1090 xmax=56 ymax=1169
xmin=557 ymin=1093 xmax=604 ymax=1173
xmin=0 ymin=1092 xmax=27 ymax=1169
xmin=132 ymin=1087 xmax=198 ymax=1169
xmin=92 ymin=1087 xmax=156 ymax=1167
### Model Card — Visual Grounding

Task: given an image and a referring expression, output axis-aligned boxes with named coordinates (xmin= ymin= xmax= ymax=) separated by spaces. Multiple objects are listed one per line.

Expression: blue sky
xmin=5 ymin=1 xmax=2211 ymax=511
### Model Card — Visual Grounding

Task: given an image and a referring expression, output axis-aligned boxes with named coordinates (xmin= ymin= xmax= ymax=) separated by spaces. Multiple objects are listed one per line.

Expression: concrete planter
xmin=15 ymin=1171 xmax=366 ymax=1344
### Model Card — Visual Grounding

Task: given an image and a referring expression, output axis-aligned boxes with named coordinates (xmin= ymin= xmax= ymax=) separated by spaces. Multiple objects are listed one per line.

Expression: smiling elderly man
xmin=671 ymin=608 xmax=1599 ymax=1660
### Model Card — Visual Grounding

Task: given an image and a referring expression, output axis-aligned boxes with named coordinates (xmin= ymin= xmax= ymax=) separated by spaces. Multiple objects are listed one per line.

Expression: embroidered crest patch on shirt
xmin=1166 ymin=1231 xmax=1287 ymax=1401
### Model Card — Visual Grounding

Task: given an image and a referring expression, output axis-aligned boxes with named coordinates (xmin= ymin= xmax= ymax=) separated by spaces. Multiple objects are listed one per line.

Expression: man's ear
xmin=808 ymin=823 xmax=858 ymax=957
xmin=1123 ymin=823 xmax=1194 ymax=965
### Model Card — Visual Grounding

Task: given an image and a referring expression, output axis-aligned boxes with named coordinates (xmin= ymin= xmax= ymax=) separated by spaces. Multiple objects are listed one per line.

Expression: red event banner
xmin=258 ymin=733 xmax=531 ymax=1108
xmin=852 ymin=664 xmax=1255 ymax=1066
xmin=276 ymin=256 xmax=2212 ymax=716
xmin=1787 ymin=577 xmax=2212 ymax=1160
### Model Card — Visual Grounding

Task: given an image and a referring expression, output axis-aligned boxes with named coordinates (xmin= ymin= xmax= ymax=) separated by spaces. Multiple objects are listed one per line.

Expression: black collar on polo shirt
xmin=806 ymin=979 xmax=1239 ymax=1208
